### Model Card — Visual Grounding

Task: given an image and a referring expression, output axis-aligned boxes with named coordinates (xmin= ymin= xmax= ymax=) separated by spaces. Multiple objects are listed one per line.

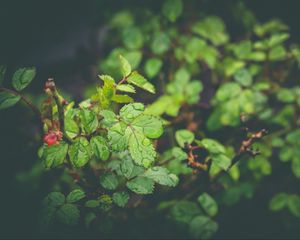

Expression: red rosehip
xmin=43 ymin=132 xmax=58 ymax=146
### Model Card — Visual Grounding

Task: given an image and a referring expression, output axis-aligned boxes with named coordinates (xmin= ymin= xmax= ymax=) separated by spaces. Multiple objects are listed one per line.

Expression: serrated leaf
xmin=127 ymin=130 xmax=156 ymax=168
xmin=151 ymin=32 xmax=170 ymax=55
xmin=43 ymin=141 xmax=68 ymax=169
xmin=162 ymin=0 xmax=183 ymax=22
xmin=112 ymin=191 xmax=130 ymax=207
xmin=144 ymin=58 xmax=163 ymax=78
xmin=127 ymin=71 xmax=155 ymax=93
xmin=119 ymin=102 xmax=144 ymax=121
xmin=197 ymin=193 xmax=218 ymax=217
xmin=170 ymin=201 xmax=202 ymax=224
xmin=66 ymin=189 xmax=85 ymax=203
xmin=119 ymin=55 xmax=131 ymax=77
xmin=199 ymin=138 xmax=226 ymax=154
xmin=43 ymin=192 xmax=65 ymax=207
xmin=68 ymin=137 xmax=90 ymax=168
xmin=116 ymin=84 xmax=136 ymax=93
xmin=65 ymin=109 xmax=79 ymax=139
xmin=175 ymin=130 xmax=195 ymax=148
xmin=90 ymin=136 xmax=110 ymax=161
xmin=269 ymin=193 xmax=288 ymax=211
xmin=100 ymin=172 xmax=119 ymax=190
xmin=85 ymin=200 xmax=100 ymax=208
xmin=100 ymin=110 xmax=117 ymax=127
xmin=122 ymin=26 xmax=144 ymax=50
xmin=80 ymin=109 xmax=98 ymax=135
xmin=189 ymin=215 xmax=218 ymax=239
xmin=234 ymin=68 xmax=252 ymax=87
xmin=56 ymin=203 xmax=80 ymax=226
xmin=84 ymin=212 xmax=96 ymax=228
xmin=0 ymin=92 xmax=21 ymax=110
xmin=111 ymin=94 xmax=133 ymax=103
xmin=142 ymin=166 xmax=179 ymax=187
xmin=107 ymin=122 xmax=128 ymax=151
xmin=132 ymin=114 xmax=163 ymax=139
xmin=12 ymin=67 xmax=36 ymax=91
xmin=287 ymin=195 xmax=300 ymax=218
xmin=126 ymin=176 xmax=154 ymax=194
xmin=120 ymin=153 xmax=145 ymax=179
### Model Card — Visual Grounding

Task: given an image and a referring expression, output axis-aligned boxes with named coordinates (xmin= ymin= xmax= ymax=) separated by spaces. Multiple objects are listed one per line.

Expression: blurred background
xmin=1 ymin=0 xmax=300 ymax=238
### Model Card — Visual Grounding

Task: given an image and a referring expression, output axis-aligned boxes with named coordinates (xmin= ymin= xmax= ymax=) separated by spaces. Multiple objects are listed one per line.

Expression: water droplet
xmin=142 ymin=138 xmax=151 ymax=146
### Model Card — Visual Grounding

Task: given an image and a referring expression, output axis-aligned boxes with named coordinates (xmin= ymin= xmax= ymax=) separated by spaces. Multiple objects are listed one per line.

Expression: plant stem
xmin=0 ymin=87 xmax=42 ymax=121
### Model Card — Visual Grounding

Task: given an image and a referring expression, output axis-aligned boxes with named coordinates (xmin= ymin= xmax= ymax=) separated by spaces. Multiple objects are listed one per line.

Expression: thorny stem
xmin=0 ymin=87 xmax=42 ymax=122
xmin=45 ymin=78 xmax=73 ymax=143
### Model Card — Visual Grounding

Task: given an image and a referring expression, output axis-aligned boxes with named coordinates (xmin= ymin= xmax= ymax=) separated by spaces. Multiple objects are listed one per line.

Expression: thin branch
xmin=0 ymin=86 xmax=42 ymax=121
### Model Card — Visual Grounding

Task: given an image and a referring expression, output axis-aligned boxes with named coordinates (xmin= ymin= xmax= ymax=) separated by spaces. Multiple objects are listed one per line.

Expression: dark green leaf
xmin=12 ymin=67 xmax=36 ymax=91
xmin=0 ymin=92 xmax=21 ymax=110
xmin=100 ymin=172 xmax=119 ymax=190
xmin=66 ymin=189 xmax=86 ymax=203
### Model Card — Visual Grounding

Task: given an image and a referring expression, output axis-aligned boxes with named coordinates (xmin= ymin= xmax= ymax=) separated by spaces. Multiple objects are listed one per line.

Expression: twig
xmin=0 ymin=86 xmax=42 ymax=121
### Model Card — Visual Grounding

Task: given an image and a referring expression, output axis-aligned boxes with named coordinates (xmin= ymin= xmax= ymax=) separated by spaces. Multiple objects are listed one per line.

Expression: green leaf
xmin=151 ymin=32 xmax=170 ymax=55
xmin=269 ymin=193 xmax=288 ymax=211
xmin=162 ymin=0 xmax=183 ymax=22
xmin=127 ymin=71 xmax=155 ymax=94
xmin=126 ymin=176 xmax=154 ymax=194
xmin=189 ymin=215 xmax=218 ymax=239
xmin=0 ymin=92 xmax=21 ymax=110
xmin=192 ymin=16 xmax=228 ymax=46
xmin=107 ymin=122 xmax=128 ymax=152
xmin=142 ymin=166 xmax=179 ymax=187
xmin=0 ymin=66 xmax=6 ymax=85
xmin=211 ymin=153 xmax=231 ymax=171
xmin=68 ymin=137 xmax=90 ymax=168
xmin=12 ymin=67 xmax=36 ymax=91
xmin=90 ymin=136 xmax=110 ymax=161
xmin=127 ymin=130 xmax=156 ymax=168
xmin=116 ymin=84 xmax=136 ymax=93
xmin=85 ymin=200 xmax=100 ymax=208
xmin=170 ymin=200 xmax=202 ymax=224
xmin=84 ymin=212 xmax=96 ymax=228
xmin=43 ymin=192 xmax=65 ymax=207
xmin=277 ymin=88 xmax=295 ymax=103
xmin=292 ymin=157 xmax=300 ymax=178
xmin=43 ymin=141 xmax=69 ymax=169
xmin=144 ymin=58 xmax=163 ymax=78
xmin=287 ymin=195 xmax=300 ymax=218
xmin=65 ymin=109 xmax=79 ymax=139
xmin=120 ymin=102 xmax=145 ymax=121
xmin=100 ymin=110 xmax=117 ymax=127
xmin=66 ymin=189 xmax=86 ymax=203
xmin=120 ymin=153 xmax=145 ymax=179
xmin=100 ymin=172 xmax=119 ymax=190
xmin=119 ymin=55 xmax=131 ymax=77
xmin=234 ymin=68 xmax=253 ymax=87
xmin=122 ymin=27 xmax=144 ymax=50
xmin=175 ymin=130 xmax=195 ymax=147
xmin=112 ymin=191 xmax=130 ymax=207
xmin=197 ymin=193 xmax=218 ymax=217
xmin=80 ymin=108 xmax=98 ymax=135
xmin=56 ymin=203 xmax=80 ymax=226
xmin=111 ymin=94 xmax=133 ymax=103
xmin=132 ymin=114 xmax=164 ymax=139
xmin=200 ymin=138 xmax=226 ymax=154
xmin=269 ymin=45 xmax=286 ymax=61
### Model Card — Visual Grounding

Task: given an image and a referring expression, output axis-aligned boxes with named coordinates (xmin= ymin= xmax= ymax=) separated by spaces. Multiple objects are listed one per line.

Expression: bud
xmin=43 ymin=130 xmax=63 ymax=146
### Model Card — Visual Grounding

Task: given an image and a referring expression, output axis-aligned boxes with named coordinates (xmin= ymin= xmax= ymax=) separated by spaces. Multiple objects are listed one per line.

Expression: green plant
xmin=2 ymin=0 xmax=300 ymax=238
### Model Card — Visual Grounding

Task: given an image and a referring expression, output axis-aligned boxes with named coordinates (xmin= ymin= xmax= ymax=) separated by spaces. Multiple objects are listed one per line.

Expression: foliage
xmin=2 ymin=0 xmax=300 ymax=238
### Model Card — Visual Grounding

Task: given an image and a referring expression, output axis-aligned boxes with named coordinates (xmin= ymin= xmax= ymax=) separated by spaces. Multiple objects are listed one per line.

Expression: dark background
xmin=0 ymin=0 xmax=300 ymax=238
